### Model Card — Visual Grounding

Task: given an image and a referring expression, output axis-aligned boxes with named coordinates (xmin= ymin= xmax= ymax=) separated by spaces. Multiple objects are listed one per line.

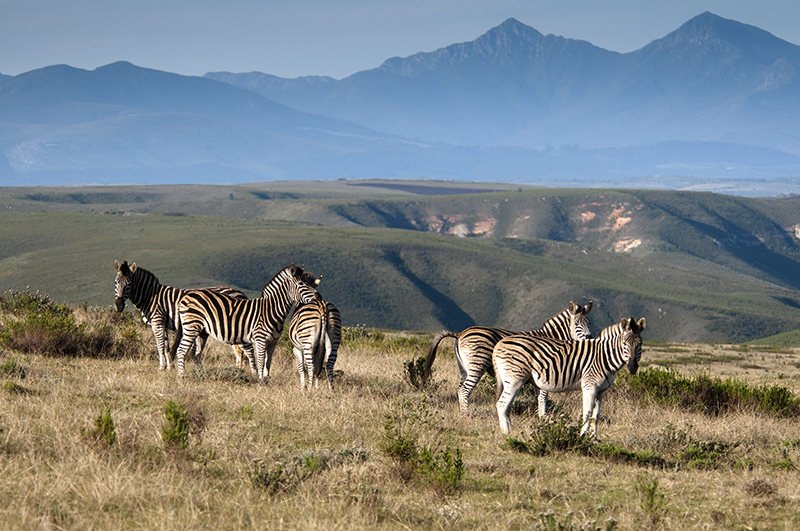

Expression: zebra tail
xmin=169 ymin=325 xmax=182 ymax=363
xmin=423 ymin=331 xmax=459 ymax=384
xmin=312 ymin=313 xmax=327 ymax=379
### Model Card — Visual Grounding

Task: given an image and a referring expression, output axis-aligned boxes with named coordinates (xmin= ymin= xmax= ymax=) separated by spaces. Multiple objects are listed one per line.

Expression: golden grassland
xmin=1 ymin=326 xmax=799 ymax=530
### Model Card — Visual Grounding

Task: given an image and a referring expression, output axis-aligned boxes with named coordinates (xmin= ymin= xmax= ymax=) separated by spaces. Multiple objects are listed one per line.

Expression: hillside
xmin=3 ymin=182 xmax=800 ymax=342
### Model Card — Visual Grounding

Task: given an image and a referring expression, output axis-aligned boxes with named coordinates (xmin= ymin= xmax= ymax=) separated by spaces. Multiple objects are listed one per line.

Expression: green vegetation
xmin=4 ymin=183 xmax=800 ymax=342
xmin=161 ymin=399 xmax=190 ymax=450
xmin=0 ymin=289 xmax=143 ymax=359
xmin=622 ymin=368 xmax=800 ymax=418
xmin=82 ymin=408 xmax=118 ymax=447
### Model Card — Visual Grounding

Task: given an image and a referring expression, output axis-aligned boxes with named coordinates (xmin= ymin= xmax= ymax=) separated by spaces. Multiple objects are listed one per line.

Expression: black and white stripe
xmin=175 ymin=264 xmax=318 ymax=380
xmin=423 ymin=301 xmax=593 ymax=412
xmin=113 ymin=260 xmax=246 ymax=370
xmin=493 ymin=317 xmax=646 ymax=438
xmin=289 ymin=296 xmax=342 ymax=390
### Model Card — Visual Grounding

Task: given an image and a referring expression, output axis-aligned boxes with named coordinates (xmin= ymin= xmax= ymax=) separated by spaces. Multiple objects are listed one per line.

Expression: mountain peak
xmin=643 ymin=11 xmax=800 ymax=65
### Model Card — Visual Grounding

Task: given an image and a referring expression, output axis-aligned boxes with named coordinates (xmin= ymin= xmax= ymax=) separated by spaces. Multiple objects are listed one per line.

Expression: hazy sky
xmin=2 ymin=1 xmax=799 ymax=79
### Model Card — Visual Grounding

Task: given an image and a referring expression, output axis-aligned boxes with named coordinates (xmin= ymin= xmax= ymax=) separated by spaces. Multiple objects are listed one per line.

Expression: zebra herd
xmin=425 ymin=302 xmax=646 ymax=438
xmin=113 ymin=261 xmax=340 ymax=390
xmin=113 ymin=260 xmax=645 ymax=438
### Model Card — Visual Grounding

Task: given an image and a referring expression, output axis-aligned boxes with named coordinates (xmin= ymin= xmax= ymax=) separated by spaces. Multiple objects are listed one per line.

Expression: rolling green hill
xmin=2 ymin=181 xmax=800 ymax=342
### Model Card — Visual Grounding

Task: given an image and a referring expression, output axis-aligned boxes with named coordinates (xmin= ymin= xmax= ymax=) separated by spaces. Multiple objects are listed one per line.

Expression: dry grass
xmin=1 ymin=331 xmax=799 ymax=530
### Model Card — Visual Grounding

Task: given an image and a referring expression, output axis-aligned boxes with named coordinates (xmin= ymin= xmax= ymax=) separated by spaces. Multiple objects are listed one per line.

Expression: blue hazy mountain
xmin=208 ymin=13 xmax=800 ymax=152
xmin=2 ymin=13 xmax=800 ymax=187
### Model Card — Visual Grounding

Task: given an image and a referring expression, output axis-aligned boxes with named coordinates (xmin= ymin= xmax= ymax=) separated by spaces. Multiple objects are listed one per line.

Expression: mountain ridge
xmin=3 ymin=13 xmax=800 ymax=187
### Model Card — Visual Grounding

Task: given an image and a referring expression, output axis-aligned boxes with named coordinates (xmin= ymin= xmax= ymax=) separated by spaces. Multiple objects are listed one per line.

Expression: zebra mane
xmin=130 ymin=265 xmax=159 ymax=286
xmin=260 ymin=264 xmax=301 ymax=292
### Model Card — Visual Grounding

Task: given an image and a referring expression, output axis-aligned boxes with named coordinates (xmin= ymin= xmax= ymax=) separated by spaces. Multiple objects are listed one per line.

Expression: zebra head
xmin=568 ymin=300 xmax=594 ymax=340
xmin=620 ymin=316 xmax=646 ymax=374
xmin=113 ymin=260 xmax=137 ymax=312
xmin=288 ymin=264 xmax=319 ymax=304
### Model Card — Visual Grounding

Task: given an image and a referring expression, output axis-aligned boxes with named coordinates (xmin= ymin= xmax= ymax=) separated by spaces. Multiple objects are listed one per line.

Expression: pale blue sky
xmin=2 ymin=0 xmax=799 ymax=79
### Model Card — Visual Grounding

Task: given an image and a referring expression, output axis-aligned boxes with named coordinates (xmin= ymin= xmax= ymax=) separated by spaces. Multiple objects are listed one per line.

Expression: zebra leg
xmin=459 ymin=364 xmax=490 ymax=413
xmin=453 ymin=347 xmax=473 ymax=412
xmin=232 ymin=344 xmax=244 ymax=368
xmin=150 ymin=318 xmax=170 ymax=370
xmin=580 ymin=386 xmax=599 ymax=438
xmin=243 ymin=344 xmax=257 ymax=375
xmin=588 ymin=390 xmax=605 ymax=440
xmin=538 ymin=390 xmax=549 ymax=417
xmin=261 ymin=341 xmax=278 ymax=383
xmin=495 ymin=376 xmax=526 ymax=435
xmin=325 ymin=335 xmax=338 ymax=391
xmin=193 ymin=331 xmax=208 ymax=368
xmin=293 ymin=345 xmax=307 ymax=389
xmin=175 ymin=323 xmax=202 ymax=377
xmin=254 ymin=341 xmax=266 ymax=381
xmin=305 ymin=346 xmax=316 ymax=390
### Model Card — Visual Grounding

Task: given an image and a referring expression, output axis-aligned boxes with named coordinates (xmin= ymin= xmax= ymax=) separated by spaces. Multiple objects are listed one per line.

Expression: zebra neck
xmin=538 ymin=311 xmax=569 ymax=339
xmin=260 ymin=278 xmax=295 ymax=321
xmin=129 ymin=270 xmax=161 ymax=317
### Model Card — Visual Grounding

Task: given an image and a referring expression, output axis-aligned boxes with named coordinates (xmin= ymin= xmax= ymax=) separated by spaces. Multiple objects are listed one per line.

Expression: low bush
xmin=162 ymin=399 xmax=190 ymax=450
xmin=0 ymin=289 xmax=146 ymax=358
xmin=622 ymin=367 xmax=800 ymax=418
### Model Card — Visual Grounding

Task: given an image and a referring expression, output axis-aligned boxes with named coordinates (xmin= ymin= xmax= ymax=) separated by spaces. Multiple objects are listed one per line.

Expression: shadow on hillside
xmin=384 ymin=250 xmax=475 ymax=331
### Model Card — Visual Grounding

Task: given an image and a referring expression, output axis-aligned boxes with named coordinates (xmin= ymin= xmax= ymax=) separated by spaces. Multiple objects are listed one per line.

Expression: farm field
xmin=1 ymin=313 xmax=799 ymax=530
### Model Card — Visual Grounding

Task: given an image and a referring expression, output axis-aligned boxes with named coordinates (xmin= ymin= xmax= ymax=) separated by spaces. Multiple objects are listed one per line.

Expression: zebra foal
xmin=494 ymin=316 xmax=646 ymax=438
xmin=423 ymin=301 xmax=593 ymax=412
xmin=113 ymin=260 xmax=247 ymax=370
xmin=175 ymin=264 xmax=318 ymax=380
xmin=289 ymin=295 xmax=342 ymax=390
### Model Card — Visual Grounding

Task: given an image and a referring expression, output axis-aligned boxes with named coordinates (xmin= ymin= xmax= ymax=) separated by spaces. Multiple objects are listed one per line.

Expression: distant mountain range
xmin=2 ymin=12 xmax=800 ymax=190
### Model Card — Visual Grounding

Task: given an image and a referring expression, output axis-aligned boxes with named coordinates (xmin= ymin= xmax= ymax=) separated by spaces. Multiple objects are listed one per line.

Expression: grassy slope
xmin=3 ymin=182 xmax=800 ymax=342
xmin=1 ymin=334 xmax=798 ymax=530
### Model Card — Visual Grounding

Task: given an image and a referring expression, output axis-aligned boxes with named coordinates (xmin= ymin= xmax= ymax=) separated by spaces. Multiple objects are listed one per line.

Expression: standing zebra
xmin=289 ymin=295 xmax=342 ymax=390
xmin=494 ymin=316 xmax=646 ymax=438
xmin=113 ymin=260 xmax=247 ymax=370
xmin=175 ymin=264 xmax=318 ymax=380
xmin=423 ymin=301 xmax=593 ymax=412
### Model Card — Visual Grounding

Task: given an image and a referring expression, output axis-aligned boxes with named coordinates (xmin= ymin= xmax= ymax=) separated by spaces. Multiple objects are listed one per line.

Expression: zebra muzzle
xmin=114 ymin=298 xmax=125 ymax=312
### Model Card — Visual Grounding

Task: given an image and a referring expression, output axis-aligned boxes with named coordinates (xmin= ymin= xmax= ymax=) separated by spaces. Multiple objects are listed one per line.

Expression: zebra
xmin=174 ymin=264 xmax=319 ymax=380
xmin=113 ymin=260 xmax=247 ymax=370
xmin=289 ymin=295 xmax=342 ymax=390
xmin=493 ymin=316 xmax=646 ymax=438
xmin=422 ymin=301 xmax=594 ymax=412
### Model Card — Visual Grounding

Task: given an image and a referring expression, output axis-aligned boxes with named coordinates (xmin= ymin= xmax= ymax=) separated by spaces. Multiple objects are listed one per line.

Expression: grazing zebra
xmin=113 ymin=260 xmax=247 ymax=370
xmin=494 ymin=316 xmax=646 ymax=438
xmin=175 ymin=264 xmax=319 ymax=380
xmin=423 ymin=301 xmax=593 ymax=412
xmin=289 ymin=295 xmax=342 ymax=390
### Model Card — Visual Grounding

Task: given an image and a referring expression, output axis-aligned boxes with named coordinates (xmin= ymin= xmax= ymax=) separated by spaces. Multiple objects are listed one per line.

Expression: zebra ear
xmin=637 ymin=318 xmax=646 ymax=331
xmin=584 ymin=301 xmax=593 ymax=313
xmin=114 ymin=260 xmax=121 ymax=272
xmin=620 ymin=317 xmax=631 ymax=329
xmin=130 ymin=262 xmax=137 ymax=273
xmin=569 ymin=301 xmax=576 ymax=313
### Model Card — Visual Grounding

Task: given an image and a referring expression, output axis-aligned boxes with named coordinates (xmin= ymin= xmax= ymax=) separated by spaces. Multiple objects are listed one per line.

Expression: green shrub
xmin=162 ymin=399 xmax=190 ymax=450
xmin=623 ymin=368 xmax=800 ymax=418
xmin=0 ymin=356 xmax=26 ymax=379
xmin=531 ymin=511 xmax=618 ymax=531
xmin=403 ymin=356 xmax=428 ymax=390
xmin=83 ymin=408 xmax=117 ymax=447
xmin=380 ymin=397 xmax=464 ymax=493
xmin=634 ymin=473 xmax=667 ymax=530
xmin=677 ymin=439 xmax=736 ymax=470
xmin=507 ymin=415 xmax=595 ymax=457
xmin=0 ymin=290 xmax=137 ymax=358
xmin=416 ymin=445 xmax=464 ymax=495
